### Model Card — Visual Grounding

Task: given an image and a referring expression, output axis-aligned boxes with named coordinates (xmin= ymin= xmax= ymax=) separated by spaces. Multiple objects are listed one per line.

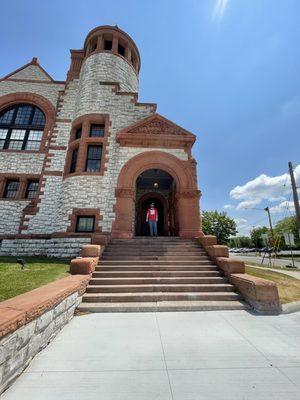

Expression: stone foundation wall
xmin=0 ymin=237 xmax=91 ymax=258
xmin=0 ymin=275 xmax=90 ymax=394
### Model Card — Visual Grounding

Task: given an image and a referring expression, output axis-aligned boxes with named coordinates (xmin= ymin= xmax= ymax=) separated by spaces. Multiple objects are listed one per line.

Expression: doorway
xmin=135 ymin=169 xmax=177 ymax=236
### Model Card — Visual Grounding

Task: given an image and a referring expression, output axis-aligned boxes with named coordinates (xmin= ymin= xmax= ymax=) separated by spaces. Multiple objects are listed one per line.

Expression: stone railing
xmin=197 ymin=235 xmax=281 ymax=314
xmin=0 ymin=274 xmax=90 ymax=394
xmin=70 ymin=244 xmax=102 ymax=274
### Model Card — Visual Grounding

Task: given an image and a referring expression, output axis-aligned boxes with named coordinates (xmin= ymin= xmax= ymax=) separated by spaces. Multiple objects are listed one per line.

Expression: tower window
xmin=76 ymin=216 xmax=95 ymax=232
xmin=25 ymin=180 xmax=39 ymax=199
xmin=75 ymin=127 xmax=82 ymax=140
xmin=89 ymin=38 xmax=97 ymax=53
xmin=4 ymin=180 xmax=19 ymax=199
xmin=69 ymin=148 xmax=78 ymax=173
xmin=118 ymin=44 xmax=125 ymax=57
xmin=85 ymin=145 xmax=102 ymax=172
xmin=104 ymin=40 xmax=112 ymax=50
xmin=0 ymin=104 xmax=45 ymax=151
xmin=89 ymin=124 xmax=104 ymax=137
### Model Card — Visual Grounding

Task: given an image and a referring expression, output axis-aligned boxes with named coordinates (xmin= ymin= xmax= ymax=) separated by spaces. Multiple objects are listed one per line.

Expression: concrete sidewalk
xmin=2 ymin=310 xmax=300 ymax=399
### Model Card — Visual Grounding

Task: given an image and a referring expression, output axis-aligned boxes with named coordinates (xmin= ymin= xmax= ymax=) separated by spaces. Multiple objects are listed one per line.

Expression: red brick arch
xmin=112 ymin=151 xmax=202 ymax=238
xmin=0 ymin=92 xmax=56 ymax=150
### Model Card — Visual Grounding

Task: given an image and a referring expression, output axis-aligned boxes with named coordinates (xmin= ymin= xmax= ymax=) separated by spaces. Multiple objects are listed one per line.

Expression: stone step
xmin=96 ymin=265 xmax=218 ymax=272
xmin=103 ymin=250 xmax=206 ymax=256
xmin=77 ymin=300 xmax=248 ymax=313
xmin=86 ymin=283 xmax=235 ymax=293
xmin=82 ymin=292 xmax=241 ymax=303
xmin=89 ymin=276 xmax=227 ymax=285
xmin=110 ymin=238 xmax=194 ymax=242
xmin=107 ymin=243 xmax=201 ymax=247
xmin=100 ymin=255 xmax=210 ymax=261
xmin=100 ymin=260 xmax=214 ymax=266
xmin=92 ymin=271 xmax=221 ymax=278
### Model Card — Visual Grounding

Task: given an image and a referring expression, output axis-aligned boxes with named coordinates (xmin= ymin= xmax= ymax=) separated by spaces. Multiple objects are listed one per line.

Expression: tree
xmin=274 ymin=216 xmax=300 ymax=249
xmin=229 ymin=236 xmax=252 ymax=248
xmin=250 ymin=226 xmax=269 ymax=249
xmin=202 ymin=210 xmax=237 ymax=245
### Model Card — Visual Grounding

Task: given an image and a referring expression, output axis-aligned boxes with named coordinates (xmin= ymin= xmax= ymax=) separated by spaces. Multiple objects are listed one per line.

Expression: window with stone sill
xmin=85 ymin=145 xmax=102 ymax=172
xmin=89 ymin=124 xmax=104 ymax=138
xmin=25 ymin=180 xmax=39 ymax=199
xmin=76 ymin=216 xmax=95 ymax=233
xmin=0 ymin=104 xmax=45 ymax=151
xmin=69 ymin=148 xmax=78 ymax=173
xmin=4 ymin=180 xmax=19 ymax=199
xmin=75 ymin=127 xmax=82 ymax=140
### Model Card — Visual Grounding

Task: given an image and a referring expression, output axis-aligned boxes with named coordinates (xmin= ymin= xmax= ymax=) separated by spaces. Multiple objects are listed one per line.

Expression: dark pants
xmin=148 ymin=220 xmax=158 ymax=236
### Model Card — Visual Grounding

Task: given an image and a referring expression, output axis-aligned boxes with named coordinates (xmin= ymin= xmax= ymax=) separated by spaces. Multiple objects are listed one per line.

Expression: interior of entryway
xmin=135 ymin=169 xmax=178 ymax=236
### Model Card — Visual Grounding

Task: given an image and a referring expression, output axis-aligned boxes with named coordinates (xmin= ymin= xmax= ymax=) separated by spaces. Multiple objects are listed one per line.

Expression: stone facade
xmin=0 ymin=25 xmax=202 ymax=257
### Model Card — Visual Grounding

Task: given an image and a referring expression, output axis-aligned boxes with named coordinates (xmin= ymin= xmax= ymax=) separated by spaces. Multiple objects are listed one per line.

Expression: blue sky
xmin=1 ymin=0 xmax=299 ymax=235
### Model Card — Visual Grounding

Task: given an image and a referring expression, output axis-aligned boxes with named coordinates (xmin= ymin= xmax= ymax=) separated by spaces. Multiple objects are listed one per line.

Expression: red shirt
xmin=146 ymin=207 xmax=158 ymax=222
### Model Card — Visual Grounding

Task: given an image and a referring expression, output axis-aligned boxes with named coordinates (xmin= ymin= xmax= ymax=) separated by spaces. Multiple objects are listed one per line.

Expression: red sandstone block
xmin=197 ymin=235 xmax=217 ymax=248
xmin=70 ymin=257 xmax=97 ymax=275
xmin=0 ymin=275 xmax=89 ymax=339
xmin=206 ymin=245 xmax=229 ymax=259
xmin=230 ymin=273 xmax=281 ymax=312
xmin=216 ymin=257 xmax=245 ymax=275
xmin=82 ymin=245 xmax=101 ymax=258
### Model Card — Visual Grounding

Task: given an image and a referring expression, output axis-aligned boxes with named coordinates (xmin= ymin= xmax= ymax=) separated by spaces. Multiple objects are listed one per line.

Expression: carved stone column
xmin=176 ymin=189 xmax=203 ymax=238
xmin=111 ymin=188 xmax=135 ymax=238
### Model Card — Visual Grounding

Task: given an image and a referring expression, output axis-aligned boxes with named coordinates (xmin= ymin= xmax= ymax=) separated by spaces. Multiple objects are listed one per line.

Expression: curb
xmin=281 ymin=301 xmax=300 ymax=314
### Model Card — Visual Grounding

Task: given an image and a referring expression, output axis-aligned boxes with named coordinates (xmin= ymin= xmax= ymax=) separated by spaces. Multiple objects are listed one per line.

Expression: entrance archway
xmin=112 ymin=151 xmax=202 ymax=238
xmin=135 ymin=169 xmax=176 ymax=236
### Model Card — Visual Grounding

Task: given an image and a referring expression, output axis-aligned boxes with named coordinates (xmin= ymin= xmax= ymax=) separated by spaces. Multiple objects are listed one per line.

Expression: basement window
xmin=76 ymin=216 xmax=95 ymax=233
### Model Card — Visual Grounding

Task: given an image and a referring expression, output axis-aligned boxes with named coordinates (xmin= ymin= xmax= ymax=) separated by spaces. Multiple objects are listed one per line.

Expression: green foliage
xmin=250 ymin=226 xmax=269 ymax=249
xmin=229 ymin=236 xmax=252 ymax=248
xmin=274 ymin=216 xmax=300 ymax=249
xmin=0 ymin=256 xmax=69 ymax=301
xmin=202 ymin=210 xmax=237 ymax=245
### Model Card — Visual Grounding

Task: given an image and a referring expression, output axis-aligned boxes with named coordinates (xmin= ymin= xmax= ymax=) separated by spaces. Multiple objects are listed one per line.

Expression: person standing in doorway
xmin=146 ymin=203 xmax=158 ymax=237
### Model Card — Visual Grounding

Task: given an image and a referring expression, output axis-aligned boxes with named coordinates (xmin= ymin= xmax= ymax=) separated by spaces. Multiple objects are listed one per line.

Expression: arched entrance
xmin=112 ymin=151 xmax=202 ymax=238
xmin=135 ymin=169 xmax=177 ymax=236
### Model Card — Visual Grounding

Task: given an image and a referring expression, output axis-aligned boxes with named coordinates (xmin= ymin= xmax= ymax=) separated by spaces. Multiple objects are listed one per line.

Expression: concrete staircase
xmin=77 ymin=237 xmax=248 ymax=312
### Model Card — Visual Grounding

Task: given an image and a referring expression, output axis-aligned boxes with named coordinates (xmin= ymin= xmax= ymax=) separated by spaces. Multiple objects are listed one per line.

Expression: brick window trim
xmin=0 ymin=173 xmax=41 ymax=201
xmin=0 ymin=93 xmax=56 ymax=154
xmin=67 ymin=208 xmax=103 ymax=233
xmin=64 ymin=114 xmax=110 ymax=179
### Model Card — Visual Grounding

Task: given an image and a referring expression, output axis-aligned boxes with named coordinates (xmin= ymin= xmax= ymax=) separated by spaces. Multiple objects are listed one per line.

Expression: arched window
xmin=0 ymin=104 xmax=45 ymax=150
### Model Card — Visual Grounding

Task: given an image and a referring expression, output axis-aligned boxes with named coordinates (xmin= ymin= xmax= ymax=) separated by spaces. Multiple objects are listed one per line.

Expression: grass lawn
xmin=0 ymin=256 xmax=70 ymax=302
xmin=246 ymin=265 xmax=300 ymax=304
xmin=246 ymin=260 xmax=298 ymax=271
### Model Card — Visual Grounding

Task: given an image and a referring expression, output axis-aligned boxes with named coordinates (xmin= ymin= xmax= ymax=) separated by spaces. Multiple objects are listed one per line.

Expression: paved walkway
xmin=2 ymin=310 xmax=300 ymax=399
xmin=231 ymin=254 xmax=300 ymax=269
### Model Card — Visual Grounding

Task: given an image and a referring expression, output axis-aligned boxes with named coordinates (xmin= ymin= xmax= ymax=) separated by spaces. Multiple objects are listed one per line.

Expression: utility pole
xmin=264 ymin=207 xmax=274 ymax=237
xmin=288 ymin=161 xmax=300 ymax=235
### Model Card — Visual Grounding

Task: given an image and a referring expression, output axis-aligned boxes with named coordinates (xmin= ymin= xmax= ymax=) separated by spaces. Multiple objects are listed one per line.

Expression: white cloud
xmin=236 ymin=199 xmax=261 ymax=210
xmin=224 ymin=204 xmax=234 ymax=209
xmin=234 ymin=218 xmax=252 ymax=236
xmin=230 ymin=165 xmax=300 ymax=211
xmin=269 ymin=201 xmax=295 ymax=214
xmin=212 ymin=0 xmax=229 ymax=21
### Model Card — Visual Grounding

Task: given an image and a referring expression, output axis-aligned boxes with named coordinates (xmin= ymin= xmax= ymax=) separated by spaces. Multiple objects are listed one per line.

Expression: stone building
xmin=0 ymin=25 xmax=202 ymax=257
